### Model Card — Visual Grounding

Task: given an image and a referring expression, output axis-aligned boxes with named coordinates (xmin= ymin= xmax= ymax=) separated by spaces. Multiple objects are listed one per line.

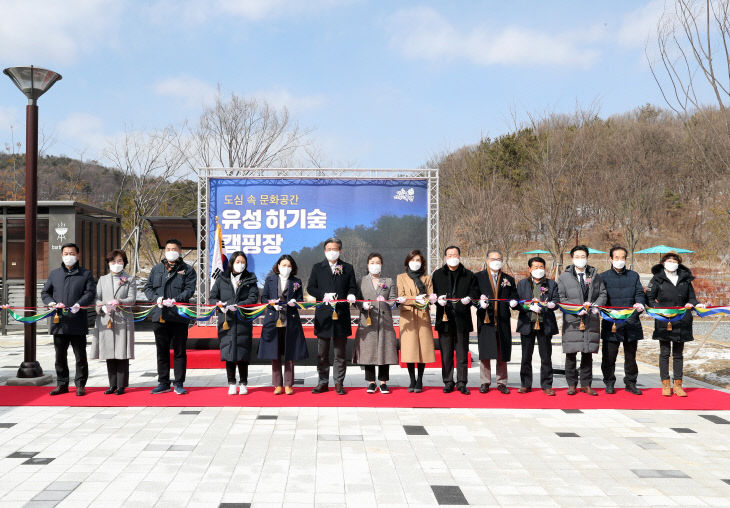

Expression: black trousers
xmin=659 ymin=340 xmax=684 ymax=381
xmin=519 ymin=332 xmax=553 ymax=389
xmin=317 ymin=336 xmax=347 ymax=385
xmin=53 ymin=334 xmax=88 ymax=387
xmin=364 ymin=365 xmax=389 ymax=382
xmin=154 ymin=321 xmax=188 ymax=386
xmin=565 ymin=352 xmax=593 ymax=387
xmin=226 ymin=361 xmax=248 ymax=385
xmin=106 ymin=359 xmax=129 ymax=388
xmin=601 ymin=339 xmax=638 ymax=385
xmin=440 ymin=328 xmax=469 ymax=386
xmin=406 ymin=363 xmax=425 ymax=381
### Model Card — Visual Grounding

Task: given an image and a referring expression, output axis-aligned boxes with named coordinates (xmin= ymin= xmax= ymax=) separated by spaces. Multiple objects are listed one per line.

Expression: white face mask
xmin=488 ymin=260 xmax=503 ymax=272
xmin=446 ymin=257 xmax=460 ymax=268
xmin=62 ymin=255 xmax=77 ymax=267
xmin=368 ymin=264 xmax=382 ymax=275
xmin=408 ymin=261 xmax=422 ymax=272
xmin=664 ymin=261 xmax=679 ymax=273
xmin=573 ymin=258 xmax=587 ymax=269
xmin=232 ymin=263 xmax=246 ymax=273
xmin=165 ymin=251 xmax=180 ymax=262
xmin=278 ymin=266 xmax=291 ymax=277
xmin=109 ymin=263 xmax=123 ymax=273
xmin=325 ymin=250 xmax=340 ymax=262
xmin=531 ymin=268 xmax=545 ymax=279
xmin=612 ymin=260 xmax=626 ymax=270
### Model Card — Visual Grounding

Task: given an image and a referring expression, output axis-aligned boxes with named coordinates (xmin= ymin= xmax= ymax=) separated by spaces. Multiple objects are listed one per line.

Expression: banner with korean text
xmin=209 ymin=178 xmax=429 ymax=289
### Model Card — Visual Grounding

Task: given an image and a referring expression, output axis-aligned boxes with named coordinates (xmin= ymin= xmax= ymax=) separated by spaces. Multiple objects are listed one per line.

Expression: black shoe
xmin=605 ymin=382 xmax=615 ymax=394
xmin=414 ymin=379 xmax=423 ymax=393
xmin=76 ymin=387 xmax=86 ymax=397
xmin=458 ymin=385 xmax=470 ymax=395
xmin=625 ymin=383 xmax=642 ymax=395
xmin=104 ymin=386 xmax=117 ymax=395
xmin=443 ymin=383 xmax=455 ymax=394
xmin=311 ymin=384 xmax=329 ymax=394
xmin=497 ymin=384 xmax=510 ymax=394
xmin=335 ymin=383 xmax=346 ymax=395
xmin=50 ymin=385 xmax=69 ymax=396
xmin=479 ymin=383 xmax=490 ymax=394
xmin=115 ymin=387 xmax=125 ymax=395
xmin=366 ymin=382 xmax=377 ymax=393
xmin=379 ymin=383 xmax=390 ymax=394
xmin=408 ymin=379 xmax=416 ymax=393
xmin=567 ymin=386 xmax=577 ymax=395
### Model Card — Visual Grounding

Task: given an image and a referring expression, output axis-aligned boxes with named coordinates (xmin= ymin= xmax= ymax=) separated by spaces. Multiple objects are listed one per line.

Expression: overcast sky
xmin=0 ymin=0 xmax=679 ymax=168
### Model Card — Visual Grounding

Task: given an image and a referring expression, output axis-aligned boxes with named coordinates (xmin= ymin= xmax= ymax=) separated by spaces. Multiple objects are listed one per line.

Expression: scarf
xmin=407 ymin=269 xmax=427 ymax=294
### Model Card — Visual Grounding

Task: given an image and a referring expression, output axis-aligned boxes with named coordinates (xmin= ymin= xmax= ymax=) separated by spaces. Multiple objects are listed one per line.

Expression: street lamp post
xmin=3 ymin=66 xmax=61 ymax=382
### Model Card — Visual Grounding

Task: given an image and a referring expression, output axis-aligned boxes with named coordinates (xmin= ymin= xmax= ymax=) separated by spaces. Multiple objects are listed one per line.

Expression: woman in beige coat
xmin=90 ymin=249 xmax=136 ymax=395
xmin=396 ymin=249 xmax=436 ymax=393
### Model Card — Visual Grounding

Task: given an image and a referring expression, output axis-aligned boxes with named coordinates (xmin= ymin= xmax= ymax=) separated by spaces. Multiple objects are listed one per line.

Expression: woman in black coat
xmin=210 ymin=251 xmax=259 ymax=395
xmin=258 ymin=255 xmax=308 ymax=395
xmin=646 ymin=252 xmax=705 ymax=397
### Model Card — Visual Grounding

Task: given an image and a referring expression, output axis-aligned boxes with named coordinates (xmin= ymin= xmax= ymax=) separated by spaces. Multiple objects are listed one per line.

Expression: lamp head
xmin=3 ymin=66 xmax=62 ymax=104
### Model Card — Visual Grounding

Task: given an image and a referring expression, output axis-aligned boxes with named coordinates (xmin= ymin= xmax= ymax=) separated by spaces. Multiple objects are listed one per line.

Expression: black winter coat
xmin=515 ymin=277 xmax=560 ymax=337
xmin=306 ymin=259 xmax=358 ymax=338
xmin=600 ymin=268 xmax=647 ymax=342
xmin=41 ymin=263 xmax=96 ymax=336
xmin=143 ymin=260 xmax=197 ymax=323
xmin=646 ymin=264 xmax=698 ymax=343
xmin=209 ymin=271 xmax=259 ymax=362
xmin=258 ymin=274 xmax=308 ymax=361
xmin=474 ymin=270 xmax=518 ymax=362
xmin=431 ymin=264 xmax=479 ymax=335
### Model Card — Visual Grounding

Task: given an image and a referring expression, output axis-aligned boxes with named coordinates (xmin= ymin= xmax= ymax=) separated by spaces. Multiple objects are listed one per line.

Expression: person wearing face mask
xmin=307 ymin=237 xmax=358 ymax=395
xmin=90 ymin=250 xmax=136 ymax=395
xmin=516 ymin=257 xmax=560 ymax=395
xmin=557 ymin=245 xmax=607 ymax=396
xmin=431 ymin=245 xmax=479 ymax=395
xmin=353 ymin=253 xmax=398 ymax=393
xmin=474 ymin=250 xmax=518 ymax=394
xmin=41 ymin=243 xmax=96 ymax=396
xmin=210 ymin=251 xmax=259 ymax=395
xmin=143 ymin=239 xmax=197 ymax=395
xmin=258 ymin=255 xmax=308 ymax=395
xmin=646 ymin=252 xmax=705 ymax=397
xmin=396 ymin=249 xmax=436 ymax=392
xmin=599 ymin=246 xmax=647 ymax=396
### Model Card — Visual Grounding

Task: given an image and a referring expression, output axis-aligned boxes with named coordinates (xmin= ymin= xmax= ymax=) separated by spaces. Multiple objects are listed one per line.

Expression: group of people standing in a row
xmin=40 ymin=237 xmax=703 ymax=398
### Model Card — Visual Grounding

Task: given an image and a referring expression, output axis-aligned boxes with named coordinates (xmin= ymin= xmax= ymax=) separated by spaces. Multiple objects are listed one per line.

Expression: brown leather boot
xmin=673 ymin=379 xmax=687 ymax=397
xmin=273 ymin=386 xmax=283 ymax=395
xmin=661 ymin=379 xmax=672 ymax=396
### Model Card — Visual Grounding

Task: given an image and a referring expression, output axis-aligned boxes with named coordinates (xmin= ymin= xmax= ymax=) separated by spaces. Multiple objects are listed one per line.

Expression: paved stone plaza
xmin=1 ymin=333 xmax=729 ymax=507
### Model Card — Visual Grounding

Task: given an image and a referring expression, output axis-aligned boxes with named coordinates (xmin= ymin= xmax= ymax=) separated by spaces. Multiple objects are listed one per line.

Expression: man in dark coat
xmin=143 ymin=239 xmax=196 ymax=395
xmin=475 ymin=249 xmax=518 ymax=394
xmin=515 ymin=256 xmax=560 ymax=396
xmin=600 ymin=246 xmax=647 ymax=395
xmin=41 ymin=243 xmax=96 ymax=396
xmin=306 ymin=237 xmax=358 ymax=395
xmin=432 ymin=245 xmax=479 ymax=394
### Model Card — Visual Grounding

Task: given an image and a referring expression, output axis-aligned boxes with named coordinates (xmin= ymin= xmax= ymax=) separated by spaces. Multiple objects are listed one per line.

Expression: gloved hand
xmin=696 ymin=303 xmax=707 ymax=309
xmin=437 ymin=295 xmax=447 ymax=306
xmin=529 ymin=303 xmax=541 ymax=313
xmin=509 ymin=299 xmax=518 ymax=308
xmin=479 ymin=300 xmax=488 ymax=309
xmin=108 ymin=299 xmax=119 ymax=308
xmin=347 ymin=294 xmax=357 ymax=304
xmin=273 ymin=304 xmax=282 ymax=311
xmin=396 ymin=296 xmax=407 ymax=304
xmin=415 ymin=295 xmax=426 ymax=306
xmin=287 ymin=299 xmax=297 ymax=307
xmin=268 ymin=299 xmax=279 ymax=305
xmin=323 ymin=293 xmax=336 ymax=303
xmin=460 ymin=296 xmax=471 ymax=305
xmin=163 ymin=298 xmax=175 ymax=307
xmin=578 ymin=310 xmax=587 ymax=316
xmin=362 ymin=302 xmax=372 ymax=311
xmin=547 ymin=302 xmax=556 ymax=309
xmin=583 ymin=301 xmax=592 ymax=308
xmin=216 ymin=301 xmax=226 ymax=308
xmin=684 ymin=303 xmax=694 ymax=309
xmin=70 ymin=303 xmax=81 ymax=314
xmin=100 ymin=305 xmax=108 ymax=315
xmin=633 ymin=303 xmax=645 ymax=312
xmin=376 ymin=295 xmax=385 ymax=302
xmin=54 ymin=302 xmax=66 ymax=310
xmin=429 ymin=293 xmax=438 ymax=303
xmin=592 ymin=307 xmax=599 ymax=315
xmin=157 ymin=297 xmax=163 ymax=306
xmin=225 ymin=304 xmax=238 ymax=313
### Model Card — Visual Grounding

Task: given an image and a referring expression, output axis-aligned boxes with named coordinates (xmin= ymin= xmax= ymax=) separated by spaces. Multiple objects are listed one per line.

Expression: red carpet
xmin=1 ymin=386 xmax=728 ymax=410
xmin=188 ymin=325 xmax=432 ymax=339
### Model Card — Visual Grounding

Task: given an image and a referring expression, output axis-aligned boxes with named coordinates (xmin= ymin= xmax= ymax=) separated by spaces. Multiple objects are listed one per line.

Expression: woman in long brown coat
xmin=396 ymin=249 xmax=436 ymax=393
